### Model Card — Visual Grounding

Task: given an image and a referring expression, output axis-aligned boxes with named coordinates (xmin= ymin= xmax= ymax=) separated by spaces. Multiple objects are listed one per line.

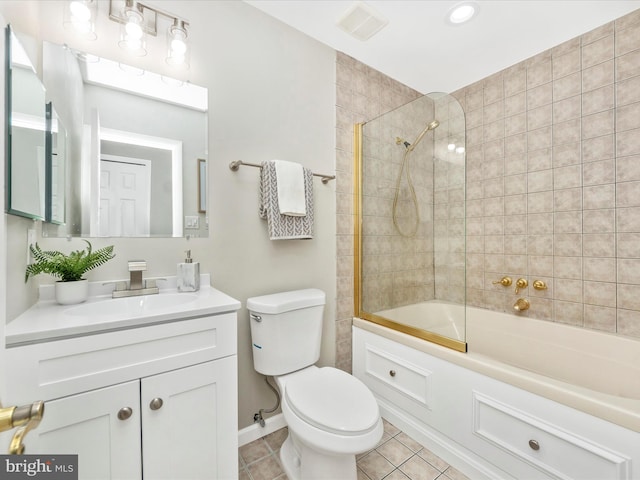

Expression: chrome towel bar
xmin=229 ymin=160 xmax=335 ymax=184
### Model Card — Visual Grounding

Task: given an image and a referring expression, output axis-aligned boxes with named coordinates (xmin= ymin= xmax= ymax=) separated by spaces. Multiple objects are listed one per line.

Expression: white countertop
xmin=6 ymin=275 xmax=241 ymax=347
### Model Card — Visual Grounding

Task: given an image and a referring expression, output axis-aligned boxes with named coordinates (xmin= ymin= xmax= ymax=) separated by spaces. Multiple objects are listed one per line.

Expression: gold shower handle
xmin=0 ymin=400 xmax=45 ymax=454
xmin=533 ymin=280 xmax=548 ymax=290
xmin=492 ymin=276 xmax=512 ymax=287
xmin=515 ymin=278 xmax=528 ymax=294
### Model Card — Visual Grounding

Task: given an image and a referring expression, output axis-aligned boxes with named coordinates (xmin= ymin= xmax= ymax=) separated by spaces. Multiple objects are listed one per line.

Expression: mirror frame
xmin=4 ymin=24 xmax=47 ymax=221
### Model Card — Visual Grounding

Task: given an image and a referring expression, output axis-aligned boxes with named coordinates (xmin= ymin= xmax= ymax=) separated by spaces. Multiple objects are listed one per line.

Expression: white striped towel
xmin=259 ymin=160 xmax=314 ymax=240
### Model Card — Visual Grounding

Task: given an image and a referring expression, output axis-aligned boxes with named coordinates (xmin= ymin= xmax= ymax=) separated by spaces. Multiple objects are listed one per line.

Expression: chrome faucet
xmin=112 ymin=260 xmax=160 ymax=298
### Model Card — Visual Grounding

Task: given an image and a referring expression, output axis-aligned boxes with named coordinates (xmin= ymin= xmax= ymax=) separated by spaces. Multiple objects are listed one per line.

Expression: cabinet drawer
xmin=472 ymin=392 xmax=631 ymax=480
xmin=7 ymin=314 xmax=237 ymax=403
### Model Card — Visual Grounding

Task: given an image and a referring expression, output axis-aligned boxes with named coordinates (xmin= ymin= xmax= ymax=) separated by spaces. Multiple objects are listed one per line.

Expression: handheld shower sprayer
xmin=406 ymin=119 xmax=439 ymax=152
xmin=392 ymin=119 xmax=440 ymax=237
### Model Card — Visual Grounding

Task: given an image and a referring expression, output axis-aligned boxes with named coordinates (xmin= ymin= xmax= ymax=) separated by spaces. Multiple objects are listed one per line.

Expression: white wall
xmin=1 ymin=0 xmax=336 ymax=430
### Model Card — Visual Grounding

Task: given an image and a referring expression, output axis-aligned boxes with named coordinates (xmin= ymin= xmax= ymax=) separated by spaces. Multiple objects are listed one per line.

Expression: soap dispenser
xmin=177 ymin=250 xmax=200 ymax=292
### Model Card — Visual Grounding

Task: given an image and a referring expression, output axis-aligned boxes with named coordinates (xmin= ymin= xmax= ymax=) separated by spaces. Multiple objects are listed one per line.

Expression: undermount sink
xmin=65 ymin=293 xmax=199 ymax=317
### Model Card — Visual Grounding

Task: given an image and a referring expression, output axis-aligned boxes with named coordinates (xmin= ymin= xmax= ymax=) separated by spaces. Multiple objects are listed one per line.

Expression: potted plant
xmin=25 ymin=240 xmax=115 ymax=305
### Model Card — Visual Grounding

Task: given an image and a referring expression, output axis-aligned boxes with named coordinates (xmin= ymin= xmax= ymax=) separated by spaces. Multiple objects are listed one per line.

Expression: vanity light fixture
xmin=166 ymin=19 xmax=189 ymax=69
xmin=64 ymin=0 xmax=97 ymax=40
xmin=118 ymin=1 xmax=147 ymax=56
xmin=108 ymin=0 xmax=190 ymax=69
xmin=446 ymin=1 xmax=479 ymax=25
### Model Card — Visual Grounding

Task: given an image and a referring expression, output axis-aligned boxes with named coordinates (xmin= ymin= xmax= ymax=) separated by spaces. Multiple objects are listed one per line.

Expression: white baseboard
xmin=238 ymin=413 xmax=287 ymax=447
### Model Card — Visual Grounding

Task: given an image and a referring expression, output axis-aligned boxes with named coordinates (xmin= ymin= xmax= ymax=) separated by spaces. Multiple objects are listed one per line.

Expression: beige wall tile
xmin=583 ymin=208 xmax=615 ymax=233
xmin=583 ymin=159 xmax=615 ymax=186
xmin=617 ymin=309 xmax=640 ymax=338
xmin=617 ymin=232 xmax=640 ymax=258
xmin=583 ymin=233 xmax=615 ymax=257
xmin=582 ymin=21 xmax=614 ymax=45
xmin=617 ymin=258 xmax=640 ymax=284
xmin=553 ymin=95 xmax=581 ymax=123
xmin=554 ymin=188 xmax=583 ymax=211
xmin=616 ymin=75 xmax=640 ymax=106
xmin=582 ymin=84 xmax=615 ymax=115
xmin=583 ymin=184 xmax=615 ymax=210
xmin=553 ymin=48 xmax=581 ymax=79
xmin=583 ymin=257 xmax=616 ymax=282
xmin=615 ymin=21 xmax=640 ymax=56
xmin=582 ymin=35 xmax=614 ymax=69
xmin=616 ymin=101 xmax=640 ymax=132
xmin=582 ymin=59 xmax=614 ymax=92
xmin=583 ymin=280 xmax=617 ymax=307
xmin=616 ymin=49 xmax=640 ymax=81
xmin=584 ymin=304 xmax=617 ymax=331
xmin=582 ymin=134 xmax=614 ymax=163
xmin=553 ymin=72 xmax=581 ymax=100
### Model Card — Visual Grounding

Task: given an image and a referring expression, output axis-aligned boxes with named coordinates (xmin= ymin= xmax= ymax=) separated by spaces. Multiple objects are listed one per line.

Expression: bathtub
xmin=375 ymin=300 xmax=465 ymax=341
xmin=354 ymin=304 xmax=640 ymax=432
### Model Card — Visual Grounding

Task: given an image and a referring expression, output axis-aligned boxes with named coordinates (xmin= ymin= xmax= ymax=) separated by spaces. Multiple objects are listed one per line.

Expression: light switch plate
xmin=27 ymin=228 xmax=36 ymax=264
xmin=185 ymin=216 xmax=199 ymax=229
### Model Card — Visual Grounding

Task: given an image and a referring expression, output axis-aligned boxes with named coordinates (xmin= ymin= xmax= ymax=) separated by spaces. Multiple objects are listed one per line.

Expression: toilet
xmin=247 ymin=289 xmax=383 ymax=480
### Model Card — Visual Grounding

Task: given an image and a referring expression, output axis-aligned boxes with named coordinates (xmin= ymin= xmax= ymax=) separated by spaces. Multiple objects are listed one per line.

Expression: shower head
xmin=406 ymin=119 xmax=439 ymax=152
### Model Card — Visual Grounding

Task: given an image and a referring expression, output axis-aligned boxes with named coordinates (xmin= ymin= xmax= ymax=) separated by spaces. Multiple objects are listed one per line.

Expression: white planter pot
xmin=55 ymin=279 xmax=89 ymax=305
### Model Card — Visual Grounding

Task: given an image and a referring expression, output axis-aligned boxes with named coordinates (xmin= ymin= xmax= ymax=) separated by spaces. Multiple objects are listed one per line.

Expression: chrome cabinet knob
xmin=529 ymin=439 xmax=540 ymax=451
xmin=149 ymin=398 xmax=164 ymax=411
xmin=389 ymin=370 xmax=396 ymax=377
xmin=117 ymin=407 xmax=133 ymax=421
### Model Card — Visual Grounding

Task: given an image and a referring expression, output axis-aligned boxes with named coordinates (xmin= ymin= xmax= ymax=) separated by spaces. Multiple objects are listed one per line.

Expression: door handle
xmin=0 ymin=400 xmax=45 ymax=455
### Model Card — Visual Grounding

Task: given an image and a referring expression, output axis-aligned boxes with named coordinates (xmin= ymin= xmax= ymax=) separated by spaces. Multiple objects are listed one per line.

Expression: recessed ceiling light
xmin=446 ymin=2 xmax=478 ymax=25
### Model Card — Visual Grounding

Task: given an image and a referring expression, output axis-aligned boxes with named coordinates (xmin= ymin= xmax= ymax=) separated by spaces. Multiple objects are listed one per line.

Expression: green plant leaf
xmin=25 ymin=240 xmax=115 ymax=283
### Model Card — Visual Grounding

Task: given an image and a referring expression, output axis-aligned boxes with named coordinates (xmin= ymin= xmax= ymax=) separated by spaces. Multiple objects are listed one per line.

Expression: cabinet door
xmin=28 ymin=381 xmax=142 ymax=480
xmin=141 ymin=358 xmax=238 ymax=480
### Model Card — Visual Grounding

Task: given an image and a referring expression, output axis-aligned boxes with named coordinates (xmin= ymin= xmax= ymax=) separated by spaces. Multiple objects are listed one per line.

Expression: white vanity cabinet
xmin=6 ymin=289 xmax=240 ymax=480
xmin=31 ymin=358 xmax=236 ymax=480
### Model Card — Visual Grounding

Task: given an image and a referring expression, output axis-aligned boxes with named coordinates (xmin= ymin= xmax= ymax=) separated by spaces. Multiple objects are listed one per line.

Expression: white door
xmin=141 ymin=358 xmax=238 ymax=480
xmin=28 ymin=381 xmax=142 ymax=480
xmin=99 ymin=155 xmax=151 ymax=237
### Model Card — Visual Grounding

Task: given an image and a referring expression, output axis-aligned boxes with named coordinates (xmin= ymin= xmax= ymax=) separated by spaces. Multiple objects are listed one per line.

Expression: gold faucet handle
xmin=492 ymin=276 xmax=512 ymax=287
xmin=5 ymin=401 xmax=44 ymax=454
xmin=515 ymin=278 xmax=528 ymax=294
xmin=533 ymin=280 xmax=548 ymax=290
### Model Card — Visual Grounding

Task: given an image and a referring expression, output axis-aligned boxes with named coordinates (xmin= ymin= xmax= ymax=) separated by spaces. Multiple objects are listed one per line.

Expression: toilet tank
xmin=247 ymin=289 xmax=326 ymax=376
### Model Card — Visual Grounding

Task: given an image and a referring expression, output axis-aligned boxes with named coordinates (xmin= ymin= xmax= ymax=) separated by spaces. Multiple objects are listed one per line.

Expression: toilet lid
xmin=284 ymin=368 xmax=379 ymax=435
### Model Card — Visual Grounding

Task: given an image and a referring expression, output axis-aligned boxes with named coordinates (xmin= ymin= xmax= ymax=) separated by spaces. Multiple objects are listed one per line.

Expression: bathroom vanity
xmin=5 ymin=277 xmax=240 ymax=480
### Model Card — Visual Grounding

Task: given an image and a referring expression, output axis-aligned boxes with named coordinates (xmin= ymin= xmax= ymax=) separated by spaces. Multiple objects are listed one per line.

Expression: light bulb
xmin=69 ymin=1 xmax=91 ymax=21
xmin=456 ymin=146 xmax=465 ymax=154
xmin=448 ymin=143 xmax=456 ymax=151
xmin=125 ymin=21 xmax=143 ymax=40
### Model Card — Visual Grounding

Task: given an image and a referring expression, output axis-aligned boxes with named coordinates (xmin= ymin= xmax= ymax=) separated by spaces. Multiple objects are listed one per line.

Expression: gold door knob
xmin=514 ymin=298 xmax=530 ymax=312
xmin=492 ymin=276 xmax=512 ymax=287
xmin=533 ymin=280 xmax=547 ymax=290
xmin=515 ymin=278 xmax=528 ymax=294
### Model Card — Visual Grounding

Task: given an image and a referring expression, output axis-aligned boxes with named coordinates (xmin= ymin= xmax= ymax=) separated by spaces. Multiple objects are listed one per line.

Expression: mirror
xmin=5 ymin=25 xmax=47 ymax=220
xmin=41 ymin=42 xmax=208 ymax=238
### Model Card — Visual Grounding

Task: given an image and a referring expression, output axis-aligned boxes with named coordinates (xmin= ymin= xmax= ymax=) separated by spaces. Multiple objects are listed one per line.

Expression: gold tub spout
xmin=513 ymin=298 xmax=530 ymax=312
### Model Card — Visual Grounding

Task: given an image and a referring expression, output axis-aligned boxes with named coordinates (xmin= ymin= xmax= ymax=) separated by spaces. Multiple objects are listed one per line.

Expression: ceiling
xmin=244 ymin=0 xmax=640 ymax=93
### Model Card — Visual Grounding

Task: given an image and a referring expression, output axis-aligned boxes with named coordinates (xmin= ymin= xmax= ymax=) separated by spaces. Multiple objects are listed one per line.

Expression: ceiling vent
xmin=337 ymin=1 xmax=389 ymax=41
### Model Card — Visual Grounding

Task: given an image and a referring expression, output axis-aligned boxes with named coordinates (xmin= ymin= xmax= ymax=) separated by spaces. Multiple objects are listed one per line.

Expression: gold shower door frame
xmin=353 ymin=123 xmax=467 ymax=353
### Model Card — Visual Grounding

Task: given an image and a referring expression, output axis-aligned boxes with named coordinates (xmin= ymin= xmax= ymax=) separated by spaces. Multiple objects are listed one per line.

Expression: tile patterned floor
xmin=238 ymin=419 xmax=471 ymax=480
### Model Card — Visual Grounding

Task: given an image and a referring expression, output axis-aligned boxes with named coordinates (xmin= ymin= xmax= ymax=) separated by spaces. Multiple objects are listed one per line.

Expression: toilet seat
xmin=284 ymin=367 xmax=379 ymax=435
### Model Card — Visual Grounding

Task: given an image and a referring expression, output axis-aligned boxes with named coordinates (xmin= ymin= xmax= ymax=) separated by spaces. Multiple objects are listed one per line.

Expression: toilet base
xmin=279 ymin=431 xmax=357 ymax=480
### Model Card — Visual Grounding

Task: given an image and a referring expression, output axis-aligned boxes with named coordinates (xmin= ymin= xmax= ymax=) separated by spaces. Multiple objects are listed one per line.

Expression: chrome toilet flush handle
xmin=250 ymin=313 xmax=262 ymax=323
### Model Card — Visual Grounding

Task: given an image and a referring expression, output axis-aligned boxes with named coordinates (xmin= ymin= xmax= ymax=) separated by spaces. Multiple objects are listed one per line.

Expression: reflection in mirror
xmin=41 ymin=42 xmax=208 ymax=238
xmin=45 ymin=103 xmax=67 ymax=225
xmin=5 ymin=25 xmax=47 ymax=220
